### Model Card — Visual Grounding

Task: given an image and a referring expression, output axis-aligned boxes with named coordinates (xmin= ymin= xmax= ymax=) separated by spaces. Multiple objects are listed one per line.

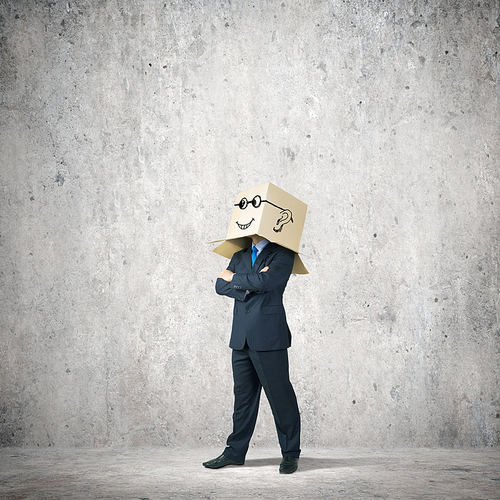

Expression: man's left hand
xmin=218 ymin=270 xmax=235 ymax=282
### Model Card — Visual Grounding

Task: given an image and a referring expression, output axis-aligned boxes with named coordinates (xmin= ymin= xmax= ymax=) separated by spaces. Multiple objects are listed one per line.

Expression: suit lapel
xmin=243 ymin=246 xmax=253 ymax=271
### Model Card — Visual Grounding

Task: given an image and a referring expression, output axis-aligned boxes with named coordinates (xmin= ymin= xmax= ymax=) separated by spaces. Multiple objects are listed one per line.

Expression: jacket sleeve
xmin=230 ymin=247 xmax=294 ymax=293
xmin=215 ymin=254 xmax=248 ymax=302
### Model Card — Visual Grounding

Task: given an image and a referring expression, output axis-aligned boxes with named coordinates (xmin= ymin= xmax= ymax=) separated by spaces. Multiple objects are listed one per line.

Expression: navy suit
xmin=216 ymin=242 xmax=301 ymax=461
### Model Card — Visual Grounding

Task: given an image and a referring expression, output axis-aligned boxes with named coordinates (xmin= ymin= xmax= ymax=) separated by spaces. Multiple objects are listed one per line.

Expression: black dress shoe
xmin=203 ymin=454 xmax=244 ymax=469
xmin=279 ymin=456 xmax=299 ymax=474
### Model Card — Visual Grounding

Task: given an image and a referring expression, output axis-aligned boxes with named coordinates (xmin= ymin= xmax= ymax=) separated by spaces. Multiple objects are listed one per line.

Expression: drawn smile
xmin=236 ymin=218 xmax=255 ymax=230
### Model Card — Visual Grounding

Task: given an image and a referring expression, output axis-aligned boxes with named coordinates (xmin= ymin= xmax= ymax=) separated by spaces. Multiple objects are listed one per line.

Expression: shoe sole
xmin=203 ymin=461 xmax=244 ymax=469
xmin=204 ymin=464 xmax=244 ymax=469
xmin=279 ymin=467 xmax=298 ymax=474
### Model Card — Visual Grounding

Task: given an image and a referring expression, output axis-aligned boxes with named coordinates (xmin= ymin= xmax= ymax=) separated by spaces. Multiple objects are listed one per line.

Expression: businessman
xmin=203 ymin=234 xmax=301 ymax=474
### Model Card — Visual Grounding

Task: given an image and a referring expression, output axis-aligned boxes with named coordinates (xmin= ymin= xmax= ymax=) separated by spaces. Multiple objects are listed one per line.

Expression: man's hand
xmin=218 ymin=269 xmax=235 ymax=282
xmin=260 ymin=266 xmax=269 ymax=273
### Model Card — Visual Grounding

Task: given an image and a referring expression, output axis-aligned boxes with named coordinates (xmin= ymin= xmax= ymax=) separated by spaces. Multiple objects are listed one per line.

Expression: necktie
xmin=251 ymin=246 xmax=258 ymax=267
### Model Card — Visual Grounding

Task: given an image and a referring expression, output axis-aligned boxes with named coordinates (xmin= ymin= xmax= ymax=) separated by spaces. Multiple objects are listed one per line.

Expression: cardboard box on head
xmin=210 ymin=182 xmax=308 ymax=274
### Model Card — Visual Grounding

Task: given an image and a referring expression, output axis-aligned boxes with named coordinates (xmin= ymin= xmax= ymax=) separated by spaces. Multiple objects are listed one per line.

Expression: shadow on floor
xmin=244 ymin=456 xmax=379 ymax=471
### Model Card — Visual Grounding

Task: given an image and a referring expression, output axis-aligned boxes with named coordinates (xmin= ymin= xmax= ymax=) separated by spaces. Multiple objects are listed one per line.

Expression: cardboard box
xmin=210 ymin=182 xmax=308 ymax=274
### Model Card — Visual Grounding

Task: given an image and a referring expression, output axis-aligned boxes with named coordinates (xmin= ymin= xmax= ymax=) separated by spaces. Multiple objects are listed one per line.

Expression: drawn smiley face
xmin=234 ymin=195 xmax=293 ymax=232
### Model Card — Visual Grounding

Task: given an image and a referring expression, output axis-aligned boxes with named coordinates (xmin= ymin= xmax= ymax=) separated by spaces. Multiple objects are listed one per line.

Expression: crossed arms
xmin=215 ymin=247 xmax=294 ymax=301
xmin=217 ymin=266 xmax=268 ymax=282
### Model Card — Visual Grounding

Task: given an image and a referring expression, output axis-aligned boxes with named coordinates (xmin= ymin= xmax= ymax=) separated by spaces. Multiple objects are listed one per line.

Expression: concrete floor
xmin=0 ymin=447 xmax=499 ymax=500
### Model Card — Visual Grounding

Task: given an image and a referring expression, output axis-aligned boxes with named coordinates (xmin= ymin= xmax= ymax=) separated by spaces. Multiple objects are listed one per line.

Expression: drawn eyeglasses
xmin=235 ymin=195 xmax=284 ymax=211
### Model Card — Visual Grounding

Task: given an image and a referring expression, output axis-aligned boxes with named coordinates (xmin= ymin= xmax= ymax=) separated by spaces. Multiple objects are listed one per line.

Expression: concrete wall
xmin=1 ymin=0 xmax=499 ymax=449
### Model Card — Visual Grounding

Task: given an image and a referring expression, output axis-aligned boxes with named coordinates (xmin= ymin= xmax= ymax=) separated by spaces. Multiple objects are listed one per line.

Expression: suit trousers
xmin=223 ymin=344 xmax=301 ymax=462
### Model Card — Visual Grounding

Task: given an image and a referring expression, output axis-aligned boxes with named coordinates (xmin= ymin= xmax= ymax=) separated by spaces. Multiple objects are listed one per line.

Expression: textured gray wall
xmin=1 ymin=0 xmax=499 ymax=449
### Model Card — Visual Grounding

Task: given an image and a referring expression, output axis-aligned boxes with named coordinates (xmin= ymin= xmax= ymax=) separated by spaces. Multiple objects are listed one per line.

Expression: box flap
xmin=210 ymin=237 xmax=308 ymax=274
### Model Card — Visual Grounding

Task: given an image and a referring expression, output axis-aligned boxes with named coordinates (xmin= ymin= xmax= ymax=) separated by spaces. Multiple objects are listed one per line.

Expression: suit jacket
xmin=215 ymin=242 xmax=295 ymax=351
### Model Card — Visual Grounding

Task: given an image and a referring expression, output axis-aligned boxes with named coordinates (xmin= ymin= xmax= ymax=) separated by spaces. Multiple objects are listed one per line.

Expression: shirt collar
xmin=252 ymin=238 xmax=269 ymax=254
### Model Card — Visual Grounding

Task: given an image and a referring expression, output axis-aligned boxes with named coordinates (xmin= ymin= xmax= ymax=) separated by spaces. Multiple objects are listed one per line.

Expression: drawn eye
xmin=251 ymin=195 xmax=262 ymax=208
xmin=236 ymin=198 xmax=249 ymax=209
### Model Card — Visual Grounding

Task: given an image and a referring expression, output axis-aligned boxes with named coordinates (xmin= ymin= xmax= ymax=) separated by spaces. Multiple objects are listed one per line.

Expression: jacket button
xmin=246 ymin=310 xmax=250 ymax=314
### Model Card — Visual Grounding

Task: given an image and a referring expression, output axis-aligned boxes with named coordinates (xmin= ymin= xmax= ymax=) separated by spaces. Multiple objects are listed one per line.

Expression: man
xmin=203 ymin=234 xmax=301 ymax=474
